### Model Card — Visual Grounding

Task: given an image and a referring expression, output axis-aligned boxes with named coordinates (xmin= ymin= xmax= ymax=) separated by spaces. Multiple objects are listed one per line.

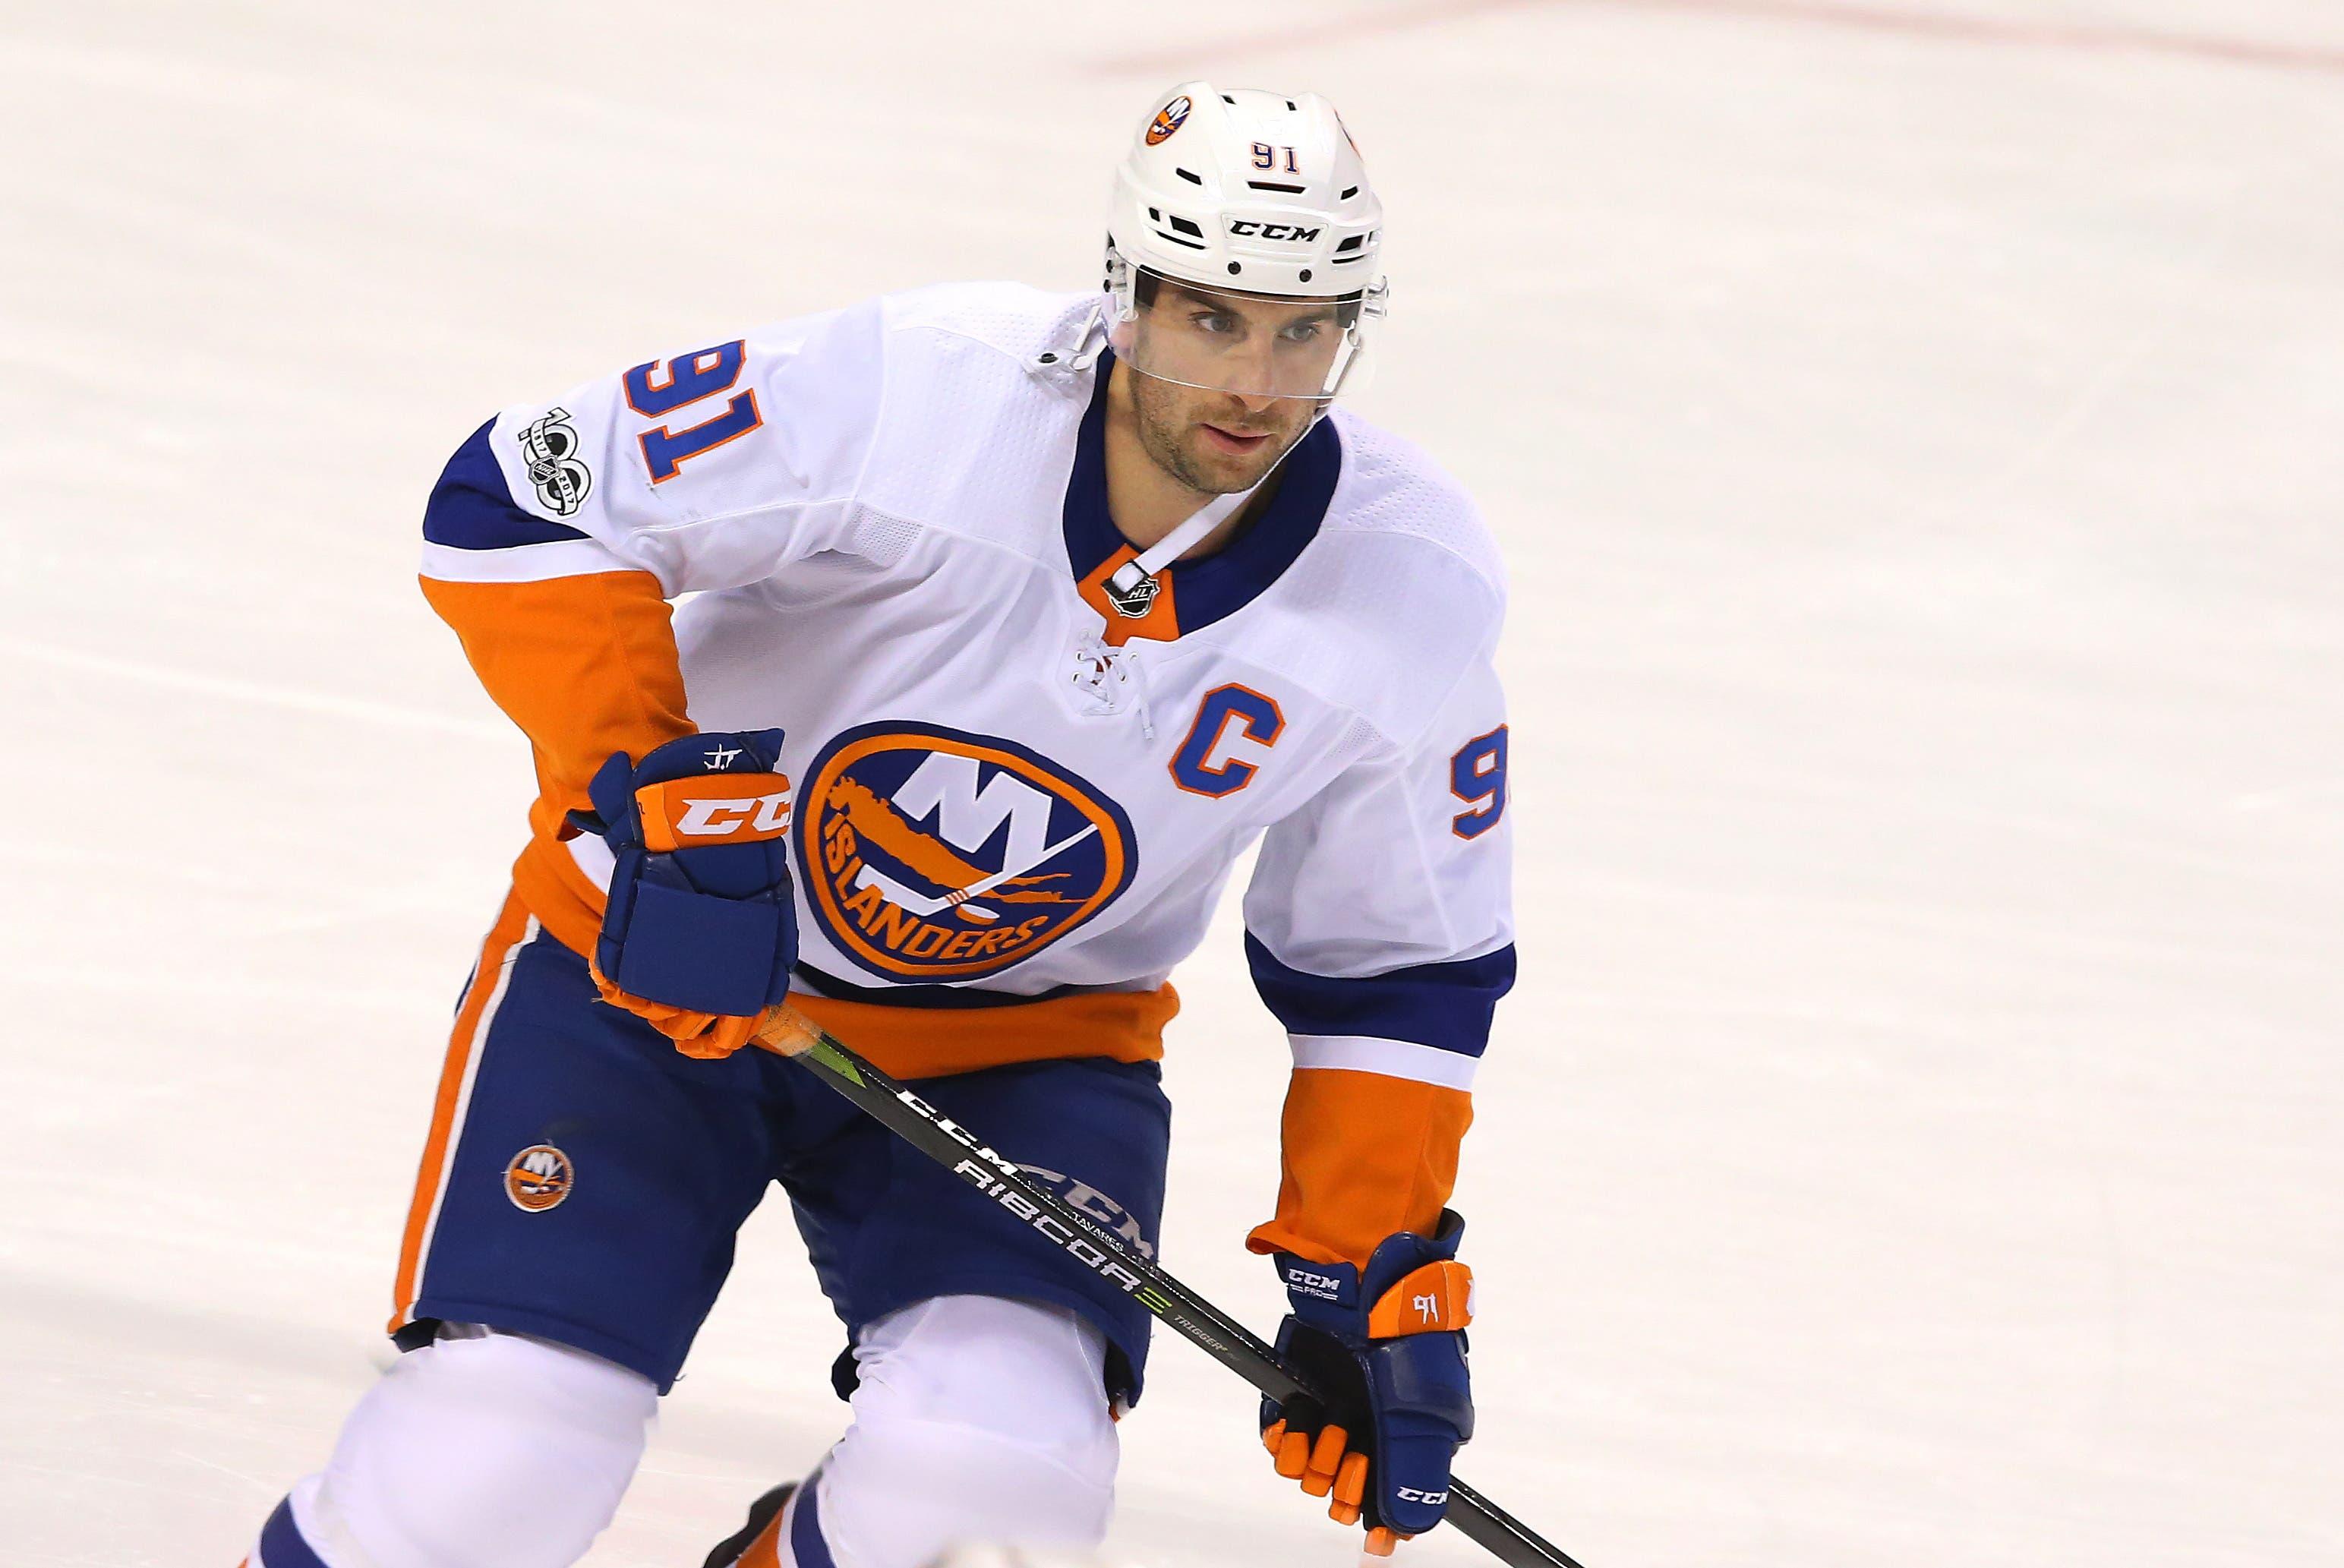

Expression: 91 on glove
xmin=1260 ymin=1211 xmax=1475 ymax=1556
xmin=568 ymin=729 xmax=797 ymax=1058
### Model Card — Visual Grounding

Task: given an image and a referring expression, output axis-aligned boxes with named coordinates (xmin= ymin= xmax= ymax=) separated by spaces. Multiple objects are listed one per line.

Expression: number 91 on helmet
xmin=1104 ymin=81 xmax=1390 ymax=402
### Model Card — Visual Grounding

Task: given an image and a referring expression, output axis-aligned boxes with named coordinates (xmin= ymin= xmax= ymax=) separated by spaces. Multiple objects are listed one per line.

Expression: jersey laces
xmin=1067 ymin=637 xmax=1156 ymax=740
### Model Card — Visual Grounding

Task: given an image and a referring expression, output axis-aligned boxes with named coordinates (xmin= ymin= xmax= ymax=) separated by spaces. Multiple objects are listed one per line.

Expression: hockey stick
xmin=851 ymin=822 xmax=1099 ymax=922
xmin=749 ymin=1005 xmax=1585 ymax=1568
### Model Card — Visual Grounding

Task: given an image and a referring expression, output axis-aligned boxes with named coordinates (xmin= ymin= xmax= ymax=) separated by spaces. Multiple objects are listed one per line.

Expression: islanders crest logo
xmin=799 ymin=723 xmax=1137 ymax=982
xmin=1146 ymin=95 xmax=1192 ymax=146
xmin=505 ymin=1145 xmax=573 ymax=1213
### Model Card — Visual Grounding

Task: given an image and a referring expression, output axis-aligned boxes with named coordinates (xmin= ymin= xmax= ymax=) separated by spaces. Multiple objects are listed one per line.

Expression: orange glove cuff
xmin=1366 ymin=1258 xmax=1475 ymax=1338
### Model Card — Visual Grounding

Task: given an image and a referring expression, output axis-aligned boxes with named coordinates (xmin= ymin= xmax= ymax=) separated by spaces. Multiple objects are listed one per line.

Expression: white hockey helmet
xmin=1105 ymin=83 xmax=1388 ymax=399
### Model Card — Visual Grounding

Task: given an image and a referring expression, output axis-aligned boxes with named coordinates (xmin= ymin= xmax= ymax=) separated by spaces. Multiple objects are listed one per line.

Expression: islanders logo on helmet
xmin=797 ymin=722 xmax=1137 ymax=982
xmin=504 ymin=1145 xmax=573 ymax=1212
xmin=1146 ymin=95 xmax=1192 ymax=146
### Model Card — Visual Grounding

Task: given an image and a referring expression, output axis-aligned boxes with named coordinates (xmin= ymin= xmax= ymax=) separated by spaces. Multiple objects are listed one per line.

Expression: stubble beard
xmin=1131 ymin=374 xmax=1295 ymax=497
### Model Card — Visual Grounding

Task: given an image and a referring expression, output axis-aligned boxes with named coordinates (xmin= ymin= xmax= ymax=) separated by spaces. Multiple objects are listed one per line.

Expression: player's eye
xmin=1279 ymin=318 xmax=1329 ymax=344
xmin=1189 ymin=310 xmax=1241 ymax=336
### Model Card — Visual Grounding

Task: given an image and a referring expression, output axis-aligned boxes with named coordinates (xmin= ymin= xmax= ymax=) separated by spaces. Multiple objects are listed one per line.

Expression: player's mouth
xmin=1199 ymin=422 xmax=1275 ymax=456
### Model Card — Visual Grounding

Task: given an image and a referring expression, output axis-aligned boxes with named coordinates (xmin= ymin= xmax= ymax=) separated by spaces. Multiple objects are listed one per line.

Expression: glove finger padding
xmin=1263 ymin=1322 xmax=1364 ymax=1473
xmin=1363 ymin=1328 xmax=1472 ymax=1533
xmin=1260 ymin=1213 xmax=1476 ymax=1543
xmin=576 ymin=730 xmax=799 ymax=1031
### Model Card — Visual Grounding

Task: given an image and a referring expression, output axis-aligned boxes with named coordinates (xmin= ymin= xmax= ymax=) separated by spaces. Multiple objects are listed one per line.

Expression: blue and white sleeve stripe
xmin=1245 ymin=933 xmax=1515 ymax=1090
xmin=419 ymin=419 xmax=633 ymax=584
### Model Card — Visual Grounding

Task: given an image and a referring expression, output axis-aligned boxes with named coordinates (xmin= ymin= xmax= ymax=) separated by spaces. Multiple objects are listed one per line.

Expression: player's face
xmin=1126 ymin=284 xmax=1328 ymax=493
xmin=1128 ymin=368 xmax=1313 ymax=494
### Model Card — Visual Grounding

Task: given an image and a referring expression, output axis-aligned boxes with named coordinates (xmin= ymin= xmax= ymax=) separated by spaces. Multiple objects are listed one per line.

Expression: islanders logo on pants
xmin=798 ymin=722 xmax=1138 ymax=981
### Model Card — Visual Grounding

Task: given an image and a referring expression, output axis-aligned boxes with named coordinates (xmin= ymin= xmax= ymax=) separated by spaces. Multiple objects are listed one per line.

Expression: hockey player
xmin=240 ymin=82 xmax=1512 ymax=1568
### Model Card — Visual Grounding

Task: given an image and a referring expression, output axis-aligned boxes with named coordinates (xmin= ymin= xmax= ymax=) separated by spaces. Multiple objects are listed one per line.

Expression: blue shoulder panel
xmin=257 ymin=1496 xmax=331 ymax=1568
xmin=422 ymin=418 xmax=592 ymax=549
xmin=1245 ymin=934 xmax=1515 ymax=1058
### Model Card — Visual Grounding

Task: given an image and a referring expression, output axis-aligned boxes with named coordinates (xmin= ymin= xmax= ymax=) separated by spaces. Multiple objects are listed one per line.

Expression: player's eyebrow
xmin=1161 ymin=282 xmax=1236 ymax=311
xmin=1161 ymin=286 xmax=1337 ymax=335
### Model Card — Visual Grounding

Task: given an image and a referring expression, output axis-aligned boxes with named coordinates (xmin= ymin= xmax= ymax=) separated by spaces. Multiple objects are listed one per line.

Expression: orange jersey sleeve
xmin=421 ymin=569 xmax=693 ymax=842
xmin=421 ymin=569 xmax=692 ymax=955
xmin=1238 ymin=645 xmax=1514 ymax=1268
xmin=1247 ymin=1069 xmax=1475 ymax=1268
xmin=417 ymin=413 xmax=708 ymax=954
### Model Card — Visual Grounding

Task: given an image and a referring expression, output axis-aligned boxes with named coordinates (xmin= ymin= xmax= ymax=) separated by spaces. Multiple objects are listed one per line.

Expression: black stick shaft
xmin=764 ymin=1021 xmax=1585 ymax=1568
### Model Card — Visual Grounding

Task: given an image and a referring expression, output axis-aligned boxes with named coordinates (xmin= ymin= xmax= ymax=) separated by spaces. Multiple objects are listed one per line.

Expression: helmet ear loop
xmin=1103 ymin=245 xmax=1144 ymax=327
xmin=1308 ymin=283 xmax=1381 ymax=415
xmin=1306 ymin=317 xmax=1376 ymax=419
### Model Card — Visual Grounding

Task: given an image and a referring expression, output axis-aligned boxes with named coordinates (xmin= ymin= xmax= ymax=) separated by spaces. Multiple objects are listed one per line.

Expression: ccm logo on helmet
xmin=1229 ymin=220 xmax=1322 ymax=241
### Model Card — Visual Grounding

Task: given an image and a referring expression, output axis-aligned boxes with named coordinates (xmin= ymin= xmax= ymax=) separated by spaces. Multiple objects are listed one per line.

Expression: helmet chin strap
xmin=1103 ymin=482 xmax=1256 ymax=609
xmin=1086 ymin=483 xmax=1260 ymax=739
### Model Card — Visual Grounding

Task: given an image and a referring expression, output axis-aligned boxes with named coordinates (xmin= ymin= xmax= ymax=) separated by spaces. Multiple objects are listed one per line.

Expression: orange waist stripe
xmin=513 ymin=837 xmax=607 ymax=959
xmin=788 ymin=982 xmax=1177 ymax=1081
xmin=510 ymin=841 xmax=1176 ymax=1080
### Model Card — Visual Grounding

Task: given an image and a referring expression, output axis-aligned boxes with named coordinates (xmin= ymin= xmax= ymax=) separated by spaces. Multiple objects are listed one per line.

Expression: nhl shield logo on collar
xmin=1103 ymin=560 xmax=1163 ymax=618
xmin=505 ymin=1145 xmax=574 ymax=1212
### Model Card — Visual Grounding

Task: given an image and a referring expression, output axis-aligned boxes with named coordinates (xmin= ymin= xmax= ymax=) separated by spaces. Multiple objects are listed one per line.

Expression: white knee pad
xmin=803 ymin=1295 xmax=1119 ymax=1568
xmin=291 ymin=1326 xmax=656 ymax=1568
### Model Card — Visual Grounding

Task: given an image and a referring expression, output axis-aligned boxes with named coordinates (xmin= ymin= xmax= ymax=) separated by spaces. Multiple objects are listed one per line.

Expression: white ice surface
xmin=3 ymin=2 xmax=2340 ymax=1565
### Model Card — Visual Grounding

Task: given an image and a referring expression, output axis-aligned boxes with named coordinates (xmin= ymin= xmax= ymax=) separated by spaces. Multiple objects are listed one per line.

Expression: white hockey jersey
xmin=418 ymin=283 xmax=1513 ymax=1264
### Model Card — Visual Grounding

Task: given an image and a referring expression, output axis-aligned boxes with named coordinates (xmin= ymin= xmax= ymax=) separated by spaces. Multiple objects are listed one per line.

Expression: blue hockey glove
xmin=1260 ymin=1211 xmax=1475 ymax=1554
xmin=567 ymin=730 xmax=797 ymax=1058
